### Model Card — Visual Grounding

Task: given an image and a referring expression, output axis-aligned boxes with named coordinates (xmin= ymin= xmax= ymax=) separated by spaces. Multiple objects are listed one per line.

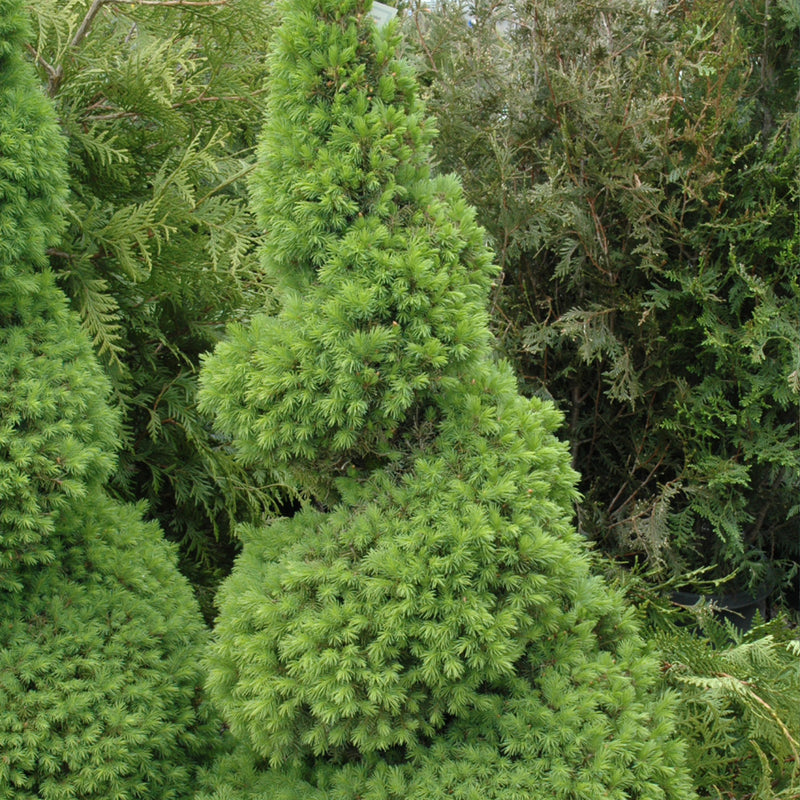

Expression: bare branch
xmin=25 ymin=43 xmax=59 ymax=82
xmin=71 ymin=0 xmax=108 ymax=52
xmin=412 ymin=5 xmax=438 ymax=74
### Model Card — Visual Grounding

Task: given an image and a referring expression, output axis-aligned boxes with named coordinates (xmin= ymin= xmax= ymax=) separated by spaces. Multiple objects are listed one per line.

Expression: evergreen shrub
xmin=408 ymin=0 xmax=800 ymax=591
xmin=0 ymin=2 xmax=217 ymax=796
xmin=663 ymin=618 xmax=800 ymax=798
xmin=198 ymin=2 xmax=696 ymax=798
xmin=0 ymin=0 xmax=115 ymax=586
xmin=26 ymin=0 xmax=281 ymax=606
xmin=0 ymin=499 xmax=214 ymax=800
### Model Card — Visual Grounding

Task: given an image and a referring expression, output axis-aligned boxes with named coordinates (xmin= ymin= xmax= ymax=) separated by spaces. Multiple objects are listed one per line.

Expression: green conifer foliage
xmin=199 ymin=2 xmax=695 ymax=798
xmin=408 ymin=0 xmax=799 ymax=589
xmin=0 ymin=0 xmax=117 ymax=583
xmin=0 ymin=499 xmax=214 ymax=800
xmin=0 ymin=2 xmax=216 ymax=795
xmin=24 ymin=0 xmax=280 ymax=612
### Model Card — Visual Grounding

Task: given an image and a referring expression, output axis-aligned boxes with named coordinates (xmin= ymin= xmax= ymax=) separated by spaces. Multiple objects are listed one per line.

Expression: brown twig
xmin=44 ymin=0 xmax=104 ymax=95
xmin=607 ymin=450 xmax=669 ymax=523
xmin=46 ymin=248 xmax=77 ymax=260
xmin=71 ymin=0 xmax=107 ymax=52
xmin=412 ymin=5 xmax=438 ymax=74
xmin=26 ymin=44 xmax=59 ymax=82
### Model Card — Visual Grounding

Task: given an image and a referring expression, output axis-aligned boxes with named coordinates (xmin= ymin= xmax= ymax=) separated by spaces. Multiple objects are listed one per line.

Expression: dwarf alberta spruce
xmin=197 ymin=1 xmax=696 ymax=798
xmin=0 ymin=2 xmax=216 ymax=797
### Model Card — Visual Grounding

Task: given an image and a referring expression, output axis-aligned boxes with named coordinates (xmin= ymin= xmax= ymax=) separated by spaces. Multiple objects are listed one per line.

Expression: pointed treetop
xmin=201 ymin=0 xmax=497 ymax=498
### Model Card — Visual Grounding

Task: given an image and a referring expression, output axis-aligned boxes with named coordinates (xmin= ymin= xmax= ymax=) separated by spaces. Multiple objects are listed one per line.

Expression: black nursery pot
xmin=671 ymin=585 xmax=771 ymax=633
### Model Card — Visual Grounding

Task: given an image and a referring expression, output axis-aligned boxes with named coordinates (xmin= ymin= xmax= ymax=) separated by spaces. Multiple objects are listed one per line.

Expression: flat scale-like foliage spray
xmin=0 ymin=2 xmax=216 ymax=796
xmin=198 ymin=2 xmax=695 ymax=798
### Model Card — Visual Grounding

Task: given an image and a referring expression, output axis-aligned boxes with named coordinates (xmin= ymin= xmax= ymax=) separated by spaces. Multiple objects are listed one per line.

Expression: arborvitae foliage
xmin=198 ymin=2 xmax=695 ymax=798
xmin=632 ymin=582 xmax=800 ymax=799
xmin=408 ymin=0 xmax=799 ymax=590
xmin=664 ymin=618 xmax=800 ymax=799
xmin=25 ymin=0 xmax=280 ymax=606
xmin=0 ymin=2 xmax=216 ymax=795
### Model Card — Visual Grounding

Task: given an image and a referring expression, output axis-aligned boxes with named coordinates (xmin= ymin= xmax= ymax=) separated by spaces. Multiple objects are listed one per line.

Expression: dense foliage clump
xmin=198 ymin=2 xmax=695 ymax=798
xmin=657 ymin=609 xmax=800 ymax=797
xmin=409 ymin=0 xmax=799 ymax=589
xmin=0 ymin=2 xmax=217 ymax=796
xmin=25 ymin=0 xmax=281 ymax=606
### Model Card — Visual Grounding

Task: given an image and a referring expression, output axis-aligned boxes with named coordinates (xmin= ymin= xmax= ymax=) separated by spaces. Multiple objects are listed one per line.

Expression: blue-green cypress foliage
xmin=198 ymin=1 xmax=696 ymax=798
xmin=0 ymin=2 xmax=216 ymax=796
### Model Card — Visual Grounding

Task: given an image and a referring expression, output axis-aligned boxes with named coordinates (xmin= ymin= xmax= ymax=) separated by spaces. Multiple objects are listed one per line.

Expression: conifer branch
xmin=607 ymin=450 xmax=667 ymax=521
xmin=71 ymin=0 xmax=107 ymax=55
xmin=82 ymin=92 xmax=265 ymax=122
xmin=193 ymin=163 xmax=256 ymax=211
xmin=42 ymin=0 xmax=106 ymax=95
xmin=46 ymin=248 xmax=78 ymax=260
xmin=48 ymin=0 xmax=227 ymax=95
xmin=715 ymin=671 xmax=800 ymax=766
xmin=177 ymin=89 xmax=267 ymax=106
xmin=411 ymin=5 xmax=438 ymax=74
xmin=25 ymin=44 xmax=59 ymax=83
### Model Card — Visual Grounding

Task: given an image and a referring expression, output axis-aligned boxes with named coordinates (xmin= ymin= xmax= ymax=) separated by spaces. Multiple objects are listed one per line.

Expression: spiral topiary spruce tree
xmin=0 ymin=2 xmax=216 ymax=797
xmin=197 ymin=2 xmax=696 ymax=798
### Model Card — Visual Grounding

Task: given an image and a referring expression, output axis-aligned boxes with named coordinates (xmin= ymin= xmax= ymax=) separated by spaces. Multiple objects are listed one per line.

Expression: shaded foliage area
xmin=26 ymin=0 xmax=283 ymax=611
xmin=407 ymin=0 xmax=799 ymax=591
